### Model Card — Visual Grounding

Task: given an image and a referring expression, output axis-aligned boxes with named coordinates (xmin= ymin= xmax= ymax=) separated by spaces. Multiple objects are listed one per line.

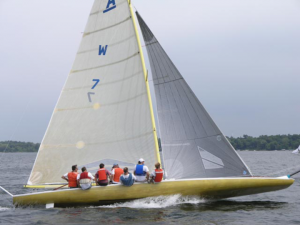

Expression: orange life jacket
xmin=68 ymin=172 xmax=78 ymax=187
xmin=154 ymin=169 xmax=163 ymax=183
xmin=113 ymin=168 xmax=123 ymax=182
xmin=98 ymin=169 xmax=107 ymax=181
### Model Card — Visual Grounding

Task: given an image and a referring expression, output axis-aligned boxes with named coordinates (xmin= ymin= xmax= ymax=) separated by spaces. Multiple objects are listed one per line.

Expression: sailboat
xmin=2 ymin=0 xmax=294 ymax=207
xmin=292 ymin=145 xmax=300 ymax=154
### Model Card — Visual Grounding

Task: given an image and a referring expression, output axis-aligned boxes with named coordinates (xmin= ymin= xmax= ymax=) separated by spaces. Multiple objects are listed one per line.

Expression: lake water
xmin=0 ymin=151 xmax=300 ymax=225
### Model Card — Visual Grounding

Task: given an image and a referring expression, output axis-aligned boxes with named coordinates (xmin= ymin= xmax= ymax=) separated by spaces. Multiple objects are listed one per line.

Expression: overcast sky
xmin=0 ymin=0 xmax=299 ymax=143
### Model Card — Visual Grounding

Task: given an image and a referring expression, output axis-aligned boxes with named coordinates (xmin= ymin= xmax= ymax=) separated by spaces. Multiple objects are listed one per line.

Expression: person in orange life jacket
xmin=77 ymin=167 xmax=94 ymax=190
xmin=111 ymin=163 xmax=123 ymax=184
xmin=120 ymin=167 xmax=136 ymax=186
xmin=149 ymin=162 xmax=164 ymax=184
xmin=94 ymin=163 xmax=111 ymax=186
xmin=61 ymin=165 xmax=78 ymax=188
xmin=133 ymin=158 xmax=149 ymax=182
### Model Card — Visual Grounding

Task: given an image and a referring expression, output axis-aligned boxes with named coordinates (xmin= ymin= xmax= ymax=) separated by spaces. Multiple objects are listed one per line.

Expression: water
xmin=0 ymin=151 xmax=300 ymax=224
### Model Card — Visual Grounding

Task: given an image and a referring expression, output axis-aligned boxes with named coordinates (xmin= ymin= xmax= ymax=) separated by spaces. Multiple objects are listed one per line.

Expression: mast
xmin=128 ymin=0 xmax=161 ymax=164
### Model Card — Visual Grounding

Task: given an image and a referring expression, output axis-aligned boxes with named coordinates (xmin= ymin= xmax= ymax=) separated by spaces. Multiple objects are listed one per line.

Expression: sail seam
xmin=77 ymin=34 xmax=135 ymax=54
xmin=42 ymin=131 xmax=153 ymax=149
xmin=153 ymin=78 xmax=183 ymax=85
xmin=144 ymin=41 xmax=159 ymax=47
xmin=161 ymin=134 xmax=222 ymax=142
xmin=64 ymin=70 xmax=143 ymax=91
xmin=83 ymin=16 xmax=131 ymax=36
xmin=70 ymin=52 xmax=139 ymax=74
xmin=55 ymin=91 xmax=147 ymax=112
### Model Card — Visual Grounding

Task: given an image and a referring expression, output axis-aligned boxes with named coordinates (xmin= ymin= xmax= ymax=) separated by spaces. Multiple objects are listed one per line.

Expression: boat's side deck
xmin=14 ymin=177 xmax=294 ymax=206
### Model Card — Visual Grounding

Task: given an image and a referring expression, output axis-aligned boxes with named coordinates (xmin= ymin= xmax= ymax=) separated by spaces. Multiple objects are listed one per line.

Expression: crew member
xmin=77 ymin=167 xmax=94 ymax=190
xmin=149 ymin=162 xmax=164 ymax=183
xmin=133 ymin=158 xmax=149 ymax=182
xmin=94 ymin=163 xmax=111 ymax=186
xmin=61 ymin=165 xmax=78 ymax=188
xmin=120 ymin=167 xmax=136 ymax=186
xmin=111 ymin=163 xmax=123 ymax=184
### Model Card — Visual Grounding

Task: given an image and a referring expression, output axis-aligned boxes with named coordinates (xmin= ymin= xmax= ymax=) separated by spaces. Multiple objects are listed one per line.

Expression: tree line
xmin=227 ymin=134 xmax=300 ymax=150
xmin=0 ymin=141 xmax=39 ymax=152
xmin=1 ymin=134 xmax=299 ymax=152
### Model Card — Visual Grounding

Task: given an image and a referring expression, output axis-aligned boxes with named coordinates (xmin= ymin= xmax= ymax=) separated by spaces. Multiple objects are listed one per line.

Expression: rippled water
xmin=0 ymin=151 xmax=300 ymax=224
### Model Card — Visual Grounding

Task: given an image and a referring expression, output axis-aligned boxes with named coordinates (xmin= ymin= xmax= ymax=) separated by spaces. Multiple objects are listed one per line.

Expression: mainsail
xmin=28 ymin=0 xmax=159 ymax=185
xmin=136 ymin=12 xmax=251 ymax=179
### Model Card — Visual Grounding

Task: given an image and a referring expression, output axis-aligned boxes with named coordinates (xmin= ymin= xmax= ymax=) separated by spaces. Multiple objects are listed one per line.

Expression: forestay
xmin=28 ymin=0 xmax=158 ymax=185
xmin=136 ymin=12 xmax=251 ymax=179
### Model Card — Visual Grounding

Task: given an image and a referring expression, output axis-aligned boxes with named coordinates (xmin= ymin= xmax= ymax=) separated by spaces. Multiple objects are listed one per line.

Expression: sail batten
xmin=136 ymin=11 xmax=251 ymax=179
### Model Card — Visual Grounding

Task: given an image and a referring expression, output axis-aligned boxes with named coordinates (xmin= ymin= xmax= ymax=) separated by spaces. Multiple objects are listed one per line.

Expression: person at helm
xmin=61 ymin=165 xmax=79 ymax=188
xmin=133 ymin=158 xmax=149 ymax=182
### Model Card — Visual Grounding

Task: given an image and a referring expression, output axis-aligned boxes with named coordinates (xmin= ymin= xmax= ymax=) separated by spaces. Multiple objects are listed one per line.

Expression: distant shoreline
xmin=1 ymin=134 xmax=299 ymax=152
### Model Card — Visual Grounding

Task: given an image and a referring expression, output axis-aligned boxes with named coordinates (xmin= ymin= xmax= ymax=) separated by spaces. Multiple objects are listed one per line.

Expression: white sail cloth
xmin=28 ymin=0 xmax=157 ymax=185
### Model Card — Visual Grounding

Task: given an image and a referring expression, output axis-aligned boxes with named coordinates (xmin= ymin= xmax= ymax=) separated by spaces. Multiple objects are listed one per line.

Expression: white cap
xmin=138 ymin=158 xmax=145 ymax=162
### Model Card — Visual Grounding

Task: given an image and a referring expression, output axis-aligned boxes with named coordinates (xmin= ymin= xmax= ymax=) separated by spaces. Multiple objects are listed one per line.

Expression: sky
xmin=0 ymin=0 xmax=299 ymax=143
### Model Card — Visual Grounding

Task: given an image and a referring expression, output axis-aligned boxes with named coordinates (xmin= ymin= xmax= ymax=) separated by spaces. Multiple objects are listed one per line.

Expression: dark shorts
xmin=97 ymin=181 xmax=108 ymax=186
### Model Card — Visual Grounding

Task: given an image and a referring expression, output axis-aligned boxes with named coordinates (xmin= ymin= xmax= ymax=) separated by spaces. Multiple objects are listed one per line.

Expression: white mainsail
xmin=28 ymin=0 xmax=159 ymax=185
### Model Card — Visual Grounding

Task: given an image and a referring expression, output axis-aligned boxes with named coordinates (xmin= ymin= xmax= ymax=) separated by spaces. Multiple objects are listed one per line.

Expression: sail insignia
xmin=198 ymin=146 xmax=224 ymax=170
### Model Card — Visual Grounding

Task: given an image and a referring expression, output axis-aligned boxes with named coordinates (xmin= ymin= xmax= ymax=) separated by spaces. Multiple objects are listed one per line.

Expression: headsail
xmin=28 ymin=0 xmax=159 ymax=185
xmin=136 ymin=12 xmax=251 ymax=179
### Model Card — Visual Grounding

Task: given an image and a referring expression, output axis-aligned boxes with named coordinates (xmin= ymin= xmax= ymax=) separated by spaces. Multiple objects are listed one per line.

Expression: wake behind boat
xmin=1 ymin=0 xmax=296 ymax=207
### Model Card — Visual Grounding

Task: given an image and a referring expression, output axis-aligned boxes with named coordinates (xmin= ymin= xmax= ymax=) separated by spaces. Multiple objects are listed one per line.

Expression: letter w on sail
xmin=99 ymin=45 xmax=108 ymax=55
xmin=103 ymin=0 xmax=116 ymax=13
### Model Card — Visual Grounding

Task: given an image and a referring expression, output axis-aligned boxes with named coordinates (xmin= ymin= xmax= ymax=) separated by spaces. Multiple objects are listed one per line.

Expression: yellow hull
xmin=14 ymin=177 xmax=294 ymax=207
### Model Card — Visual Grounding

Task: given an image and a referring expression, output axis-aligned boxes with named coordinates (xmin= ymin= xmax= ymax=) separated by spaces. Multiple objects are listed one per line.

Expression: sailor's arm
xmin=61 ymin=173 xmax=68 ymax=182
xmin=145 ymin=166 xmax=150 ymax=181
xmin=77 ymin=174 xmax=80 ymax=187
xmin=94 ymin=172 xmax=99 ymax=185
